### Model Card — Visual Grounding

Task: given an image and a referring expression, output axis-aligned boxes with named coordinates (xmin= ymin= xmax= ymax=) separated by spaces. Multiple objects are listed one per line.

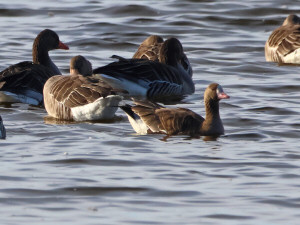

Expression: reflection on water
xmin=1 ymin=0 xmax=300 ymax=224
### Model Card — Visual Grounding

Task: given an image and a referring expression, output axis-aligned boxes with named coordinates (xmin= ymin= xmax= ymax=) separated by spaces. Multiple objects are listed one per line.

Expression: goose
xmin=43 ymin=55 xmax=123 ymax=121
xmin=0 ymin=116 xmax=6 ymax=139
xmin=133 ymin=35 xmax=192 ymax=76
xmin=132 ymin=35 xmax=164 ymax=61
xmin=93 ymin=38 xmax=194 ymax=99
xmin=120 ymin=83 xmax=229 ymax=137
xmin=265 ymin=14 xmax=300 ymax=64
xmin=0 ymin=29 xmax=69 ymax=105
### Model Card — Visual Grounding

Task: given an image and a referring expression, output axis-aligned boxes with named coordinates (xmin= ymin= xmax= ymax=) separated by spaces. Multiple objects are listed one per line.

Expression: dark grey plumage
xmin=0 ymin=116 xmax=6 ymax=139
xmin=0 ymin=29 xmax=69 ymax=105
xmin=93 ymin=38 xmax=194 ymax=99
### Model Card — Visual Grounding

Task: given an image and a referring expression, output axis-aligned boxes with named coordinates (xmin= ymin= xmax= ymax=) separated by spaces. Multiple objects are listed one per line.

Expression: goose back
xmin=265 ymin=14 xmax=300 ymax=63
xmin=44 ymin=75 xmax=117 ymax=120
xmin=93 ymin=58 xmax=195 ymax=98
xmin=0 ymin=29 xmax=68 ymax=105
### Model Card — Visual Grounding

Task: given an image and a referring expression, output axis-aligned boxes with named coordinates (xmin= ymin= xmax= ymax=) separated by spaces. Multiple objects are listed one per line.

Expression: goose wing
xmin=133 ymin=42 xmax=162 ymax=61
xmin=46 ymin=75 xmax=113 ymax=108
xmin=131 ymin=100 xmax=204 ymax=135
xmin=0 ymin=61 xmax=53 ymax=94
xmin=133 ymin=35 xmax=163 ymax=61
xmin=181 ymin=53 xmax=193 ymax=77
xmin=94 ymin=59 xmax=182 ymax=83
xmin=154 ymin=108 xmax=204 ymax=135
xmin=268 ymin=25 xmax=300 ymax=56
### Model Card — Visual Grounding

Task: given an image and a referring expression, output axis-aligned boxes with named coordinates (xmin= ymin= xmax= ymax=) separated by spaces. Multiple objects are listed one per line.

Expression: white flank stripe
xmin=0 ymin=91 xmax=42 ymax=105
xmin=100 ymin=74 xmax=148 ymax=96
xmin=127 ymin=114 xmax=149 ymax=135
xmin=71 ymin=95 xmax=123 ymax=121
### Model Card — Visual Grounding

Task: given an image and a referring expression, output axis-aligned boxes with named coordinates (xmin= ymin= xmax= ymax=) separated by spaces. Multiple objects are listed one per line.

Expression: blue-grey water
xmin=1 ymin=0 xmax=300 ymax=224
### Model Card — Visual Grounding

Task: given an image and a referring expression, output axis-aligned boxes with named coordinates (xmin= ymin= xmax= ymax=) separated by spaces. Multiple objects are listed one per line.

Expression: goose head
xmin=70 ymin=55 xmax=93 ymax=76
xmin=282 ymin=14 xmax=300 ymax=26
xmin=159 ymin=37 xmax=184 ymax=67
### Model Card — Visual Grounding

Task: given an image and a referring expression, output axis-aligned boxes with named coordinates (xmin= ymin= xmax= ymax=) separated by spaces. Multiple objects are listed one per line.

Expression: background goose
xmin=133 ymin=35 xmax=193 ymax=77
xmin=43 ymin=55 xmax=123 ymax=121
xmin=0 ymin=29 xmax=69 ymax=105
xmin=132 ymin=35 xmax=164 ymax=61
xmin=265 ymin=14 xmax=300 ymax=64
xmin=93 ymin=38 xmax=194 ymax=100
xmin=120 ymin=83 xmax=229 ymax=137
xmin=0 ymin=116 xmax=6 ymax=139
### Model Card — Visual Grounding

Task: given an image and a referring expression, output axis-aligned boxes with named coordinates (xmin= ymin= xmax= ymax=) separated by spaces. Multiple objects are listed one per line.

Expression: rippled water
xmin=1 ymin=0 xmax=300 ymax=224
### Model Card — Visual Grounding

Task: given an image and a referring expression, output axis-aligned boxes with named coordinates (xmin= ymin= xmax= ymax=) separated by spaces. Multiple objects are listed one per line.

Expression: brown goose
xmin=43 ymin=55 xmax=123 ymax=121
xmin=120 ymin=83 xmax=229 ymax=137
xmin=0 ymin=116 xmax=6 ymax=139
xmin=93 ymin=38 xmax=194 ymax=99
xmin=0 ymin=29 xmax=69 ymax=105
xmin=133 ymin=35 xmax=193 ymax=76
xmin=265 ymin=14 xmax=300 ymax=63
xmin=132 ymin=35 xmax=164 ymax=61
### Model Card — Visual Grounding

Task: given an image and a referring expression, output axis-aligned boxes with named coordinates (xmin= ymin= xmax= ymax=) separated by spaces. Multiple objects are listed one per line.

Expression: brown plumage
xmin=70 ymin=55 xmax=92 ymax=76
xmin=44 ymin=55 xmax=123 ymax=121
xmin=132 ymin=35 xmax=164 ymax=61
xmin=265 ymin=14 xmax=300 ymax=63
xmin=121 ymin=83 xmax=230 ymax=137
xmin=133 ymin=35 xmax=193 ymax=76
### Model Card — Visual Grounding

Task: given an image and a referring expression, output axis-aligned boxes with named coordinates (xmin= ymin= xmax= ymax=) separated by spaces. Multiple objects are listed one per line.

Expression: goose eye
xmin=216 ymin=85 xmax=224 ymax=94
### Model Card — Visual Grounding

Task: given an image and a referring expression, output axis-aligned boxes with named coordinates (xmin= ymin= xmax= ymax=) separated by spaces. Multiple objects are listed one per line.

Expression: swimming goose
xmin=93 ymin=38 xmax=194 ymax=99
xmin=43 ymin=55 xmax=123 ymax=121
xmin=0 ymin=116 xmax=6 ymax=139
xmin=0 ymin=29 xmax=69 ymax=105
xmin=132 ymin=35 xmax=164 ymax=61
xmin=265 ymin=14 xmax=300 ymax=64
xmin=133 ymin=35 xmax=193 ymax=77
xmin=120 ymin=83 xmax=229 ymax=137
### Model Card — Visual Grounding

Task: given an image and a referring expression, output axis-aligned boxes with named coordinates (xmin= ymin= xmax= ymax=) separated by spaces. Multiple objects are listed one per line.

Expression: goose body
xmin=121 ymin=83 xmax=229 ymax=137
xmin=132 ymin=35 xmax=164 ymax=61
xmin=93 ymin=38 xmax=194 ymax=99
xmin=133 ymin=35 xmax=193 ymax=77
xmin=43 ymin=55 xmax=123 ymax=121
xmin=0 ymin=116 xmax=6 ymax=139
xmin=0 ymin=29 xmax=69 ymax=105
xmin=265 ymin=14 xmax=300 ymax=64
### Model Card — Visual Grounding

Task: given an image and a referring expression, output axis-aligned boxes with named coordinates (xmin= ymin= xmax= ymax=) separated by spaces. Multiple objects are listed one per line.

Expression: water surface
xmin=1 ymin=1 xmax=300 ymax=224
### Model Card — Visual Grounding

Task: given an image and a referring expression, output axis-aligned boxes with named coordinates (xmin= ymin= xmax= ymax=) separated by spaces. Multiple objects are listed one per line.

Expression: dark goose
xmin=93 ymin=38 xmax=194 ymax=100
xmin=0 ymin=29 xmax=69 ymax=105
xmin=133 ymin=35 xmax=193 ymax=77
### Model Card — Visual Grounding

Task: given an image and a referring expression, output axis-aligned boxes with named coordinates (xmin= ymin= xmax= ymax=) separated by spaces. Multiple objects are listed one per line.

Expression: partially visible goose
xmin=132 ymin=35 xmax=164 ymax=61
xmin=133 ymin=35 xmax=193 ymax=76
xmin=93 ymin=38 xmax=194 ymax=99
xmin=0 ymin=29 xmax=69 ymax=105
xmin=265 ymin=14 xmax=300 ymax=64
xmin=0 ymin=116 xmax=6 ymax=139
xmin=120 ymin=83 xmax=229 ymax=137
xmin=43 ymin=55 xmax=123 ymax=121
